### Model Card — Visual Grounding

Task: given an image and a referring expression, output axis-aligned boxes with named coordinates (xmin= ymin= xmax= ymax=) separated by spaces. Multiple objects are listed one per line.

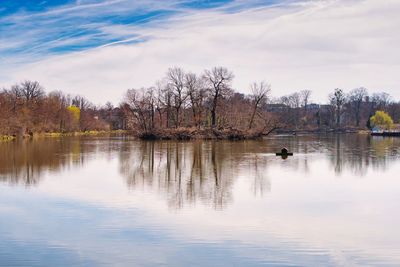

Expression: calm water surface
xmin=1 ymin=134 xmax=400 ymax=266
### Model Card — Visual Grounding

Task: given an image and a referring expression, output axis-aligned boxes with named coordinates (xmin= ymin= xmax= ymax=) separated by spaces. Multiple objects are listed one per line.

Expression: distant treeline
xmin=1 ymin=66 xmax=399 ymax=137
xmin=0 ymin=81 xmax=124 ymax=136
xmin=120 ymin=67 xmax=400 ymax=136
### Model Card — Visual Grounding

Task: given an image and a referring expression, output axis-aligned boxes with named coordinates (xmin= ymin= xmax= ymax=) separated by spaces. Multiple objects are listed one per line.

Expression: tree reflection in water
xmin=1 ymin=135 xmax=399 ymax=207
xmin=327 ymin=134 xmax=400 ymax=176
xmin=0 ymin=137 xmax=99 ymax=185
xmin=119 ymin=135 xmax=400 ymax=209
xmin=119 ymin=141 xmax=241 ymax=209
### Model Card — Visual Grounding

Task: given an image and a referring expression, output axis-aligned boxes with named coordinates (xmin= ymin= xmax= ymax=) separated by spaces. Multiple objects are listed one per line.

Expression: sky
xmin=0 ymin=0 xmax=399 ymax=105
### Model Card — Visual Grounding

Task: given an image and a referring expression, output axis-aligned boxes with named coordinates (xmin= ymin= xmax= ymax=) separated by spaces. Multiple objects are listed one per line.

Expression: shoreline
xmin=1 ymin=128 xmax=381 ymax=142
xmin=134 ymin=128 xmax=266 ymax=141
xmin=130 ymin=127 xmax=368 ymax=140
xmin=35 ymin=130 xmax=128 ymax=138
xmin=0 ymin=130 xmax=128 ymax=142
xmin=0 ymin=135 xmax=16 ymax=142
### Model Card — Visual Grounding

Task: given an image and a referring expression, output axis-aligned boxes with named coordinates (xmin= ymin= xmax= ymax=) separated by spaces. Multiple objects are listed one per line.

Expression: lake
xmin=1 ymin=134 xmax=400 ymax=266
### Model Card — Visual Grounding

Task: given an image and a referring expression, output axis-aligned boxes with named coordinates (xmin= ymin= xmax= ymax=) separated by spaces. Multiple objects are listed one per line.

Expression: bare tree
xmin=8 ymin=85 xmax=23 ymax=113
xmin=277 ymin=92 xmax=301 ymax=128
xmin=72 ymin=95 xmax=91 ymax=111
xmin=166 ymin=67 xmax=187 ymax=127
xmin=288 ymin=92 xmax=301 ymax=109
xmin=348 ymin=87 xmax=368 ymax=126
xmin=372 ymin=92 xmax=391 ymax=111
xmin=184 ymin=72 xmax=198 ymax=125
xmin=329 ymin=88 xmax=346 ymax=127
xmin=388 ymin=101 xmax=400 ymax=123
xmin=300 ymin=90 xmax=312 ymax=111
xmin=123 ymin=88 xmax=154 ymax=132
xmin=147 ymin=87 xmax=156 ymax=130
xmin=155 ymin=80 xmax=172 ymax=128
xmin=184 ymin=72 xmax=206 ymax=128
xmin=19 ymin=81 xmax=45 ymax=104
xmin=248 ymin=81 xmax=271 ymax=129
xmin=203 ymin=67 xmax=234 ymax=127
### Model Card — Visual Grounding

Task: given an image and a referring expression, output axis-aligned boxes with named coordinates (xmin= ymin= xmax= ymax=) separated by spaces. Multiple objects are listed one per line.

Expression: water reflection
xmin=0 ymin=139 xmax=81 ymax=185
xmin=1 ymin=134 xmax=399 ymax=195
xmin=327 ymin=134 xmax=400 ymax=176
xmin=1 ymin=135 xmax=400 ymax=266
xmin=119 ymin=141 xmax=237 ymax=209
xmin=0 ymin=137 xmax=116 ymax=186
xmin=118 ymin=135 xmax=400 ymax=209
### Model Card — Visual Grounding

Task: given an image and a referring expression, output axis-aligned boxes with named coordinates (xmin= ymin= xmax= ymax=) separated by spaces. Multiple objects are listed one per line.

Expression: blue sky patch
xmin=0 ymin=0 xmax=285 ymax=64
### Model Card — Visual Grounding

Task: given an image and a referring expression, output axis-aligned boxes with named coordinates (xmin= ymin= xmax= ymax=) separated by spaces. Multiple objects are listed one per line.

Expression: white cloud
xmin=1 ymin=0 xmax=400 ymax=105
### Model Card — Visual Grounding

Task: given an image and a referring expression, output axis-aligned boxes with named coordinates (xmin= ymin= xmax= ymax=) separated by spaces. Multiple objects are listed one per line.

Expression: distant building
xmin=319 ymin=104 xmax=333 ymax=110
xmin=266 ymin=103 xmax=288 ymax=112
xmin=307 ymin=103 xmax=320 ymax=110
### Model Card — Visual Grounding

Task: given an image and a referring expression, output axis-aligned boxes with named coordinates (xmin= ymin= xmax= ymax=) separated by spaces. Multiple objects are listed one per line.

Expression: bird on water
xmin=276 ymin=147 xmax=293 ymax=158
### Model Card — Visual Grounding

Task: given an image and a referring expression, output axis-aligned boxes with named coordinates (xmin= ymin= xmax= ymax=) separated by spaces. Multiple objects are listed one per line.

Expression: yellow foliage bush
xmin=67 ymin=105 xmax=80 ymax=122
xmin=67 ymin=105 xmax=81 ymax=130
xmin=370 ymin=111 xmax=394 ymax=130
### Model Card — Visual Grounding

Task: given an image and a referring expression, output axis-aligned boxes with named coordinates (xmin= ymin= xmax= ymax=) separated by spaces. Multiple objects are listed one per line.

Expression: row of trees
xmin=122 ymin=67 xmax=400 ymax=133
xmin=0 ymin=81 xmax=121 ymax=136
xmin=122 ymin=66 xmax=274 ymax=134
xmin=320 ymin=88 xmax=397 ymax=129
xmin=2 ymin=67 xmax=399 ymax=136
xmin=268 ymin=88 xmax=399 ymax=130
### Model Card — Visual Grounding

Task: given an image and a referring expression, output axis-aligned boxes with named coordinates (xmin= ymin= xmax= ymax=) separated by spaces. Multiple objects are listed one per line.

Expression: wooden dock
xmin=371 ymin=131 xmax=400 ymax=137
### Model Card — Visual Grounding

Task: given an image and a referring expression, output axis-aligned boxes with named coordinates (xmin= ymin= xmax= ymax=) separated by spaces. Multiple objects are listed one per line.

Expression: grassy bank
xmin=357 ymin=129 xmax=371 ymax=135
xmin=1 ymin=130 xmax=128 ymax=141
xmin=0 ymin=135 xmax=16 ymax=142
xmin=36 ymin=130 xmax=128 ymax=138
xmin=39 ymin=130 xmax=127 ymax=137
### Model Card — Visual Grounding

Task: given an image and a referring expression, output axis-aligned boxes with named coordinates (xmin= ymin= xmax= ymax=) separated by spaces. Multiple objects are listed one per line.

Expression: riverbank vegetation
xmin=0 ymin=80 xmax=124 ymax=138
xmin=370 ymin=111 xmax=394 ymax=130
xmin=120 ymin=67 xmax=400 ymax=139
xmin=121 ymin=67 xmax=278 ymax=139
xmin=1 ymin=66 xmax=400 ymax=140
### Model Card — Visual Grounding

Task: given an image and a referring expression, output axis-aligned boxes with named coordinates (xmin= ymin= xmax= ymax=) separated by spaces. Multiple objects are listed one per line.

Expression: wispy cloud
xmin=0 ymin=0 xmax=204 ymax=62
xmin=1 ymin=0 xmax=399 ymax=104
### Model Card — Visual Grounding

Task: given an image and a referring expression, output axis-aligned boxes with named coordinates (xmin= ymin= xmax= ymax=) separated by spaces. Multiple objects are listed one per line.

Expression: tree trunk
xmin=211 ymin=94 xmax=218 ymax=128
xmin=175 ymin=107 xmax=180 ymax=128
xmin=248 ymin=106 xmax=257 ymax=130
xmin=336 ymin=107 xmax=341 ymax=127
xmin=211 ymin=109 xmax=216 ymax=128
xmin=166 ymin=107 xmax=170 ymax=128
xmin=355 ymin=102 xmax=361 ymax=127
xmin=157 ymin=109 xmax=162 ymax=128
